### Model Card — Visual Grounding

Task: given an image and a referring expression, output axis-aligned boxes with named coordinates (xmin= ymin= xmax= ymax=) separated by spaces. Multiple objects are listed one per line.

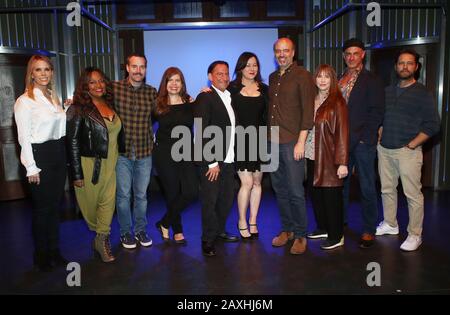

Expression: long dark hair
xmin=155 ymin=67 xmax=190 ymax=116
xmin=313 ymin=64 xmax=345 ymax=107
xmin=233 ymin=52 xmax=263 ymax=85
xmin=73 ymin=67 xmax=113 ymax=106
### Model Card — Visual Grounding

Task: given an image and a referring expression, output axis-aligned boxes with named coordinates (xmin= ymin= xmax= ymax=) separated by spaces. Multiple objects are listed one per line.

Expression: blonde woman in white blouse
xmin=14 ymin=55 xmax=67 ymax=272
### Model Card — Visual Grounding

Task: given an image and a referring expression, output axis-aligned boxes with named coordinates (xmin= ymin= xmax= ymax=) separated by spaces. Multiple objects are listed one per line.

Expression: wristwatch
xmin=406 ymin=144 xmax=415 ymax=150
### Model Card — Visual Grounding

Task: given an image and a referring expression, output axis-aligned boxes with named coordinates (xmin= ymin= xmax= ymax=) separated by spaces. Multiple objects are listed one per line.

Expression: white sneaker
xmin=400 ymin=235 xmax=422 ymax=251
xmin=375 ymin=221 xmax=399 ymax=236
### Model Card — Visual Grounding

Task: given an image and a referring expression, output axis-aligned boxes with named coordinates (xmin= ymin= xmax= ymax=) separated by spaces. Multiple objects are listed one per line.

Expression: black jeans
xmin=29 ymin=138 xmax=67 ymax=252
xmin=154 ymin=145 xmax=198 ymax=234
xmin=307 ymin=159 xmax=344 ymax=241
xmin=306 ymin=159 xmax=326 ymax=232
xmin=199 ymin=163 xmax=235 ymax=243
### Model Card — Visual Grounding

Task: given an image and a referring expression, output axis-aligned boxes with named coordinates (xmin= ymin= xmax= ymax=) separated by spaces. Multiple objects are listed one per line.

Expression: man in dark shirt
xmin=376 ymin=48 xmax=440 ymax=251
xmin=268 ymin=37 xmax=315 ymax=255
xmin=339 ymin=38 xmax=385 ymax=249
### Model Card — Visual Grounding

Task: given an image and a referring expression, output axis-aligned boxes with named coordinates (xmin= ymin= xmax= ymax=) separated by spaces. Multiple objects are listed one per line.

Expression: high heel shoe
xmin=249 ymin=224 xmax=259 ymax=239
xmin=237 ymin=224 xmax=252 ymax=241
xmin=155 ymin=222 xmax=170 ymax=242
xmin=173 ymin=233 xmax=187 ymax=245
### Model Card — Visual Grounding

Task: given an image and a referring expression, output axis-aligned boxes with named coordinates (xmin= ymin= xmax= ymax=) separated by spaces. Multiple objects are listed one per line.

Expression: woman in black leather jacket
xmin=66 ymin=67 xmax=124 ymax=263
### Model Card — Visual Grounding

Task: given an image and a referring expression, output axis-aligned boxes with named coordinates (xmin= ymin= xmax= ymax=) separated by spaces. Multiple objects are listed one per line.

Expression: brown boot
xmin=94 ymin=234 xmax=115 ymax=263
xmin=290 ymin=237 xmax=307 ymax=255
xmin=272 ymin=231 xmax=294 ymax=247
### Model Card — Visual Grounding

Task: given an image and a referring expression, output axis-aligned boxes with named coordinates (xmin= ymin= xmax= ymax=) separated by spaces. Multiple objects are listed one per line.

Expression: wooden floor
xmin=1 ymin=184 xmax=450 ymax=295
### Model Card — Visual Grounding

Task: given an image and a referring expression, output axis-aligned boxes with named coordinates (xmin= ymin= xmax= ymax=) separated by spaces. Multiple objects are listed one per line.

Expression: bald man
xmin=268 ymin=38 xmax=315 ymax=255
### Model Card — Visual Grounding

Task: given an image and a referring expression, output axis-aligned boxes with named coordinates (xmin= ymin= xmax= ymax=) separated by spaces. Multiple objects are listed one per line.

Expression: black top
xmin=228 ymin=81 xmax=268 ymax=172
xmin=233 ymin=93 xmax=265 ymax=128
xmin=228 ymin=80 xmax=269 ymax=124
xmin=155 ymin=103 xmax=194 ymax=149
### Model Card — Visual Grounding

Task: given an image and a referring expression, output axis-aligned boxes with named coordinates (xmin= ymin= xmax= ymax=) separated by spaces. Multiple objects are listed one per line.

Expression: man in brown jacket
xmin=268 ymin=38 xmax=315 ymax=255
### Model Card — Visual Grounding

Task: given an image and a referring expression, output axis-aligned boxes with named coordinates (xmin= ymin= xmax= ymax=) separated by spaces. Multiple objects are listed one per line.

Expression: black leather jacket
xmin=66 ymin=102 xmax=125 ymax=184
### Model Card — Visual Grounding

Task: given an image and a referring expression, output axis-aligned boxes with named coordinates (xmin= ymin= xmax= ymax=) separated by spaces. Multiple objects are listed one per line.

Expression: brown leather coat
xmin=313 ymin=97 xmax=349 ymax=187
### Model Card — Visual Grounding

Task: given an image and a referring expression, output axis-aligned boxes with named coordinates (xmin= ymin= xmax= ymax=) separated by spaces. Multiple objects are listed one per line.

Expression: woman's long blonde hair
xmin=24 ymin=55 xmax=59 ymax=105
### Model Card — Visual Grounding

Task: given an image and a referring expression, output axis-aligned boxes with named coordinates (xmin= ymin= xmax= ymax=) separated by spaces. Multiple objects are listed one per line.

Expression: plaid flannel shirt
xmin=112 ymin=79 xmax=157 ymax=159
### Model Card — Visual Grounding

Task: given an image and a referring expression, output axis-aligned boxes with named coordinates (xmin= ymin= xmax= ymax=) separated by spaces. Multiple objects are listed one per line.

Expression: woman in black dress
xmin=229 ymin=52 xmax=268 ymax=240
xmin=153 ymin=67 xmax=198 ymax=244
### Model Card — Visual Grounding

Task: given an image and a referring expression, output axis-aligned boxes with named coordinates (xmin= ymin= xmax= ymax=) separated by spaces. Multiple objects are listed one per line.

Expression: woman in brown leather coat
xmin=305 ymin=64 xmax=349 ymax=250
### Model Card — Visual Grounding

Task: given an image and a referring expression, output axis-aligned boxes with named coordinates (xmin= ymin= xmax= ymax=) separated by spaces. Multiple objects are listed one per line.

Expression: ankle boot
xmin=33 ymin=251 xmax=52 ymax=272
xmin=94 ymin=234 xmax=115 ymax=263
xmin=49 ymin=249 xmax=68 ymax=267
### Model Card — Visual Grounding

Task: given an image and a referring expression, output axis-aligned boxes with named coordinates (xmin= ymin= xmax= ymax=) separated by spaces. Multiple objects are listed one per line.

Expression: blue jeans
xmin=116 ymin=154 xmax=152 ymax=236
xmin=270 ymin=141 xmax=307 ymax=238
xmin=343 ymin=142 xmax=378 ymax=235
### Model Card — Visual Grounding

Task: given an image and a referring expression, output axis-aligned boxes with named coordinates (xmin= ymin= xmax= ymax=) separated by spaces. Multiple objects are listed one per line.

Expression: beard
xmin=397 ymin=71 xmax=415 ymax=81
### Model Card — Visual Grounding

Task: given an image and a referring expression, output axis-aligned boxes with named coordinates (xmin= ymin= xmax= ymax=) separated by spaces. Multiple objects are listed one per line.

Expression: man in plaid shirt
xmin=112 ymin=53 xmax=157 ymax=249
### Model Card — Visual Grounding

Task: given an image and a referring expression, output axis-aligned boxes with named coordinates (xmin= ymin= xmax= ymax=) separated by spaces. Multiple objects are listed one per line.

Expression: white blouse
xmin=14 ymin=88 xmax=66 ymax=176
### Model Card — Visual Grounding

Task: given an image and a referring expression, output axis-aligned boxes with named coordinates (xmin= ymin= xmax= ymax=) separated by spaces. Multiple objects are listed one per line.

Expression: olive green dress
xmin=75 ymin=115 xmax=121 ymax=235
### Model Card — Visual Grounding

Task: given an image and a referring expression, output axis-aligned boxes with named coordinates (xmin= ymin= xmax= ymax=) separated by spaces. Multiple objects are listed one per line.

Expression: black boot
xmin=33 ymin=251 xmax=52 ymax=272
xmin=49 ymin=249 xmax=68 ymax=267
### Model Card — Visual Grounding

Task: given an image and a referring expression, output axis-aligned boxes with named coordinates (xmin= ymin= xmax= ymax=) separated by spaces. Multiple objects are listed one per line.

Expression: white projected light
xmin=144 ymin=28 xmax=278 ymax=98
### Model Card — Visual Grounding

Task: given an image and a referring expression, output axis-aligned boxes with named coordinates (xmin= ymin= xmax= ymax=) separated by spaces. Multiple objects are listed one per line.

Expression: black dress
xmin=229 ymin=81 xmax=268 ymax=172
xmin=154 ymin=103 xmax=194 ymax=152
xmin=153 ymin=103 xmax=198 ymax=234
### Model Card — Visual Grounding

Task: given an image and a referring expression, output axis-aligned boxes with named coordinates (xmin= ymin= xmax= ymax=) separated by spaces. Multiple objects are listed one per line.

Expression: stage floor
xmin=1 ymin=185 xmax=450 ymax=295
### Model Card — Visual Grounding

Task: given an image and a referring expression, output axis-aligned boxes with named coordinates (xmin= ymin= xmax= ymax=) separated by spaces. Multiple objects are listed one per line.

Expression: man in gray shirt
xmin=376 ymin=48 xmax=440 ymax=251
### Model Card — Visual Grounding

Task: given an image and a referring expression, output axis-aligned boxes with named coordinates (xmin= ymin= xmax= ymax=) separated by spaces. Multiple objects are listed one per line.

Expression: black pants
xmin=154 ymin=145 xmax=198 ymax=234
xmin=29 ymin=138 xmax=67 ymax=253
xmin=199 ymin=163 xmax=235 ymax=243
xmin=307 ymin=159 xmax=343 ymax=241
